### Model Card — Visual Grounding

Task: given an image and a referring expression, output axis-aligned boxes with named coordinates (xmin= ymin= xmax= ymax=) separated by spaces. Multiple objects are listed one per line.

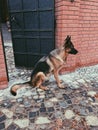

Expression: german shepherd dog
xmin=10 ymin=35 xmax=78 ymax=96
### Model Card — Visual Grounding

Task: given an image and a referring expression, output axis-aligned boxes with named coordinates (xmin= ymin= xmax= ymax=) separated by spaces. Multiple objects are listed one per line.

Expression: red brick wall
xmin=0 ymin=32 xmax=8 ymax=89
xmin=55 ymin=0 xmax=98 ymax=72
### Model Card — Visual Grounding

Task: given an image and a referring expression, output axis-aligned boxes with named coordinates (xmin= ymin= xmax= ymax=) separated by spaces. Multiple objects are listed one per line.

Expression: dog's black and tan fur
xmin=11 ymin=35 xmax=78 ymax=96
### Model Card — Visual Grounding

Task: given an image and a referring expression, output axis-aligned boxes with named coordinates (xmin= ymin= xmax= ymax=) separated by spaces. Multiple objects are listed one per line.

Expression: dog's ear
xmin=65 ymin=35 xmax=71 ymax=42
xmin=63 ymin=35 xmax=71 ymax=49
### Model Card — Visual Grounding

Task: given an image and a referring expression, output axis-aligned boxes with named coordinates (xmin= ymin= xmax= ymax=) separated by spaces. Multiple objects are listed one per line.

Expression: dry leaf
xmin=71 ymin=120 xmax=77 ymax=129
xmin=81 ymin=118 xmax=89 ymax=130
xmin=56 ymin=118 xmax=63 ymax=127
xmin=95 ymin=93 xmax=98 ymax=98
xmin=53 ymin=127 xmax=59 ymax=130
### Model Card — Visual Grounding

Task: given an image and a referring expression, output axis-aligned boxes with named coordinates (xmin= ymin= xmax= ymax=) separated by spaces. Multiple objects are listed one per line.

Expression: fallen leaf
xmin=53 ymin=127 xmax=59 ymax=130
xmin=95 ymin=94 xmax=98 ymax=98
xmin=71 ymin=120 xmax=77 ymax=129
xmin=81 ymin=118 xmax=89 ymax=130
xmin=56 ymin=118 xmax=63 ymax=127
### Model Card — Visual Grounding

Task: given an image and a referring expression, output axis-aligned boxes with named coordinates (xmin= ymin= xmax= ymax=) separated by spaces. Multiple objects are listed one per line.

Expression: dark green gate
xmin=8 ymin=0 xmax=55 ymax=68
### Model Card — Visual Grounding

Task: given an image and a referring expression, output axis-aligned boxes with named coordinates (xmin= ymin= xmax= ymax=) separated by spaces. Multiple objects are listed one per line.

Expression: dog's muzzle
xmin=69 ymin=48 xmax=78 ymax=55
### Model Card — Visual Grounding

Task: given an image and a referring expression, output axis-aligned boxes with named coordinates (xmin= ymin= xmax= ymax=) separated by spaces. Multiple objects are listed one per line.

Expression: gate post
xmin=0 ymin=30 xmax=8 ymax=89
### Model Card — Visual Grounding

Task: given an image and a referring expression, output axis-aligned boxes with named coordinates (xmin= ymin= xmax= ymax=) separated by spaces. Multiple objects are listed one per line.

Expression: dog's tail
xmin=10 ymin=81 xmax=31 ymax=96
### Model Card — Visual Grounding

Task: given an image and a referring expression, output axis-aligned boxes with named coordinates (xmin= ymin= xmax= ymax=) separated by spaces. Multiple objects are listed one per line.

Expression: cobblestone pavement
xmin=0 ymin=66 xmax=98 ymax=130
xmin=0 ymin=24 xmax=98 ymax=130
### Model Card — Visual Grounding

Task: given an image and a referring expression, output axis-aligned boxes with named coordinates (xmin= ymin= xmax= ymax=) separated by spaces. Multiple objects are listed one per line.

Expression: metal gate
xmin=7 ymin=0 xmax=55 ymax=68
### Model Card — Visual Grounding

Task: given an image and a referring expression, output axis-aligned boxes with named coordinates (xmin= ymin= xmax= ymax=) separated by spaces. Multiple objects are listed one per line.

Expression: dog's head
xmin=63 ymin=35 xmax=78 ymax=55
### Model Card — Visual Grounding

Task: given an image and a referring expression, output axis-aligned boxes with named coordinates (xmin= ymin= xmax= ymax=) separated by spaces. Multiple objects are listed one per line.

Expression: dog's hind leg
xmin=32 ymin=72 xmax=49 ymax=90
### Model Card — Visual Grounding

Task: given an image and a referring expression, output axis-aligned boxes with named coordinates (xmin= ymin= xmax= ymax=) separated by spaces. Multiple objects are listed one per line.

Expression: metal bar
xmin=14 ymin=52 xmax=47 ymax=56
xmin=10 ymin=8 xmax=53 ymax=13
xmin=22 ymin=0 xmax=27 ymax=66
xmin=13 ymin=36 xmax=53 ymax=39
xmin=37 ymin=0 xmax=41 ymax=55
xmin=12 ymin=29 xmax=53 ymax=32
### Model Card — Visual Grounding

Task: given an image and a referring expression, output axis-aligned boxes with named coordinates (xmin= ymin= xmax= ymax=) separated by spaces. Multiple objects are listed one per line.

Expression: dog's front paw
xmin=60 ymin=80 xmax=64 ymax=83
xmin=39 ymin=86 xmax=49 ymax=91
xmin=58 ymin=84 xmax=65 ymax=89
xmin=44 ymin=87 xmax=49 ymax=90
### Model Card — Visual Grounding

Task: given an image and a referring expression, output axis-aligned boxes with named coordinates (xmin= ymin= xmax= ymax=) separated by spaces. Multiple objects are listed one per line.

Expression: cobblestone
xmin=0 ymin=113 xmax=6 ymax=122
xmin=64 ymin=110 xmax=75 ymax=119
xmin=35 ymin=117 xmax=51 ymax=124
xmin=14 ymin=119 xmax=29 ymax=128
xmin=0 ymin=122 xmax=5 ymax=130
